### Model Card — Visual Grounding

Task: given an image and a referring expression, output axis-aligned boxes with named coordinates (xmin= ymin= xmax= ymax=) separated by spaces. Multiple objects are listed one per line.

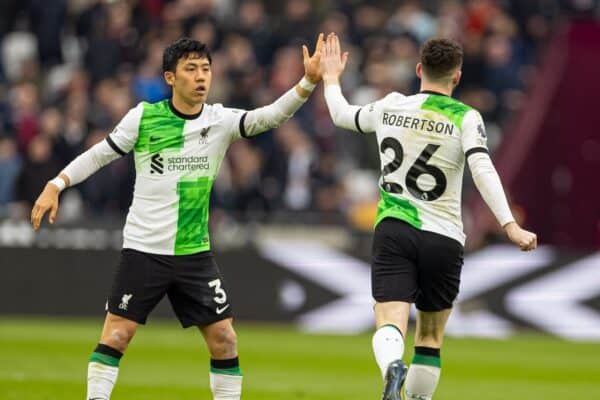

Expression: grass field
xmin=1 ymin=318 xmax=599 ymax=399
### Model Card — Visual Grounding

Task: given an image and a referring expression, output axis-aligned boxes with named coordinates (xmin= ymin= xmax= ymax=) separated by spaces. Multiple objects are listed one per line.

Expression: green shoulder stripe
xmin=421 ymin=94 xmax=472 ymax=129
xmin=136 ymin=100 xmax=185 ymax=153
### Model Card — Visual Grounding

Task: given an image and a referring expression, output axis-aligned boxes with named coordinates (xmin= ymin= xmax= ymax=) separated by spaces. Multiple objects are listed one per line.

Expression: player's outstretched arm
xmin=240 ymin=34 xmax=323 ymax=138
xmin=320 ymin=33 xmax=375 ymax=133
xmin=31 ymin=104 xmax=141 ymax=230
xmin=30 ymin=139 xmax=123 ymax=230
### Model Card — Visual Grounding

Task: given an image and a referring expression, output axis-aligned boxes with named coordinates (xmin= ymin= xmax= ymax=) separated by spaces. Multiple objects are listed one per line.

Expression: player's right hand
xmin=504 ymin=221 xmax=537 ymax=251
xmin=31 ymin=183 xmax=60 ymax=231
xmin=320 ymin=32 xmax=349 ymax=84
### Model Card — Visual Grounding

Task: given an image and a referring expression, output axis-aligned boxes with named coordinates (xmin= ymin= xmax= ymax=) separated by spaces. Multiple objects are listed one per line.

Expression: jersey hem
xmin=121 ymin=242 xmax=212 ymax=256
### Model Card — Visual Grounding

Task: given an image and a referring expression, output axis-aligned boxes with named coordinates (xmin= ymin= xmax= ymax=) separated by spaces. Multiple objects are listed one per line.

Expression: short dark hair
xmin=162 ymin=37 xmax=212 ymax=73
xmin=419 ymin=38 xmax=463 ymax=80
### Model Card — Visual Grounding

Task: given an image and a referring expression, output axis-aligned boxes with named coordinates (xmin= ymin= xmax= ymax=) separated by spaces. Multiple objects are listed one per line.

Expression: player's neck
xmin=170 ymin=95 xmax=204 ymax=118
xmin=419 ymin=83 xmax=453 ymax=97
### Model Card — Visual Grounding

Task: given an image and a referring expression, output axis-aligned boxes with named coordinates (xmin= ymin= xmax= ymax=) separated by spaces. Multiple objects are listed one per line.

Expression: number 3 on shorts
xmin=208 ymin=279 xmax=227 ymax=304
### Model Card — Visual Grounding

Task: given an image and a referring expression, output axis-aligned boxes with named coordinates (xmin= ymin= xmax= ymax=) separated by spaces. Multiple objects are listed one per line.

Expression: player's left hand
xmin=302 ymin=33 xmax=324 ymax=84
xmin=31 ymin=182 xmax=60 ymax=231
xmin=504 ymin=222 xmax=537 ymax=251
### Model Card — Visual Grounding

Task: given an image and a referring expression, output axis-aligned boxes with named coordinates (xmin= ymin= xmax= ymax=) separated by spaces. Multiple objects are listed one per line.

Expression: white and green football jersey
xmin=107 ymin=100 xmax=246 ymax=255
xmin=356 ymin=91 xmax=489 ymax=245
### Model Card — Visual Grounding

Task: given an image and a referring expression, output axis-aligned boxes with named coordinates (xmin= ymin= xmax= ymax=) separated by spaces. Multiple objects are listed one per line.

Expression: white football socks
xmin=209 ymin=372 xmax=243 ymax=400
xmin=87 ymin=362 xmax=119 ymax=400
xmin=405 ymin=347 xmax=441 ymax=400
xmin=372 ymin=324 xmax=405 ymax=379
xmin=87 ymin=344 xmax=122 ymax=400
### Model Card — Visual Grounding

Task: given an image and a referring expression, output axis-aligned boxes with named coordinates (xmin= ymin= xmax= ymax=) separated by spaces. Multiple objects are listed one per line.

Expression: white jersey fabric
xmin=61 ymin=83 xmax=309 ymax=255
xmin=325 ymin=85 xmax=514 ymax=245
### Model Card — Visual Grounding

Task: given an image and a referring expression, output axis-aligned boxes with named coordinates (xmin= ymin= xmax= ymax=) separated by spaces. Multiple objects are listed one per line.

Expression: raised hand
xmin=320 ymin=32 xmax=349 ymax=84
xmin=504 ymin=222 xmax=538 ymax=251
xmin=302 ymin=33 xmax=325 ymax=84
xmin=31 ymin=183 xmax=61 ymax=230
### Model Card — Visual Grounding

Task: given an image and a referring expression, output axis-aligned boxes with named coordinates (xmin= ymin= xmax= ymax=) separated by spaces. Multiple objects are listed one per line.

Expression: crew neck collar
xmin=168 ymin=98 xmax=204 ymax=120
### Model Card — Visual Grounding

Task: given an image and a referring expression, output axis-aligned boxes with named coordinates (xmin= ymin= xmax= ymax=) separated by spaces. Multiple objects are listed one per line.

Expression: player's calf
xmin=87 ymin=313 xmax=138 ymax=399
xmin=405 ymin=310 xmax=449 ymax=399
xmin=202 ymin=319 xmax=242 ymax=400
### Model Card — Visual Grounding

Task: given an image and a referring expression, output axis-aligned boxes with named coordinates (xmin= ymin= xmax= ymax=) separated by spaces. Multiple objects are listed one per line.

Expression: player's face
xmin=168 ymin=55 xmax=212 ymax=105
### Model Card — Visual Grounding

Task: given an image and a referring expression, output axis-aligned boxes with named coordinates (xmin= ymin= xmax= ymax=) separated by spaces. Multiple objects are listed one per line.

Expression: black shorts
xmin=107 ymin=249 xmax=233 ymax=328
xmin=371 ymin=218 xmax=464 ymax=311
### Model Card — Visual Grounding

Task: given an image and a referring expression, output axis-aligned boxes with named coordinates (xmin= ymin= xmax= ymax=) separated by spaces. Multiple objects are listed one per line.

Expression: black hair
xmin=162 ymin=37 xmax=212 ymax=73
xmin=420 ymin=38 xmax=463 ymax=80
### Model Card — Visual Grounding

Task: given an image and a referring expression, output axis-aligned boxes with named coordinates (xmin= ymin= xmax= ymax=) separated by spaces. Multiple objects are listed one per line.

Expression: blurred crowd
xmin=0 ymin=0 xmax=596 ymax=227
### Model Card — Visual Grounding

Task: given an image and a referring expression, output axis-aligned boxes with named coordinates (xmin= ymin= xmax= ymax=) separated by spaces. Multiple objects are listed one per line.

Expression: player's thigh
xmin=415 ymin=231 xmax=464 ymax=312
xmin=167 ymin=252 xmax=233 ymax=329
xmin=414 ymin=309 xmax=452 ymax=348
xmin=374 ymin=301 xmax=411 ymax=337
xmin=371 ymin=218 xmax=419 ymax=306
xmin=107 ymin=249 xmax=173 ymax=325
xmin=99 ymin=311 xmax=139 ymax=352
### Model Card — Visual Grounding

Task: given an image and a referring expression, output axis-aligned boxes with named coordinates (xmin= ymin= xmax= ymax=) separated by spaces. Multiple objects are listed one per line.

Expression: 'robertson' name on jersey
xmin=356 ymin=92 xmax=489 ymax=245
xmin=107 ymin=100 xmax=247 ymax=255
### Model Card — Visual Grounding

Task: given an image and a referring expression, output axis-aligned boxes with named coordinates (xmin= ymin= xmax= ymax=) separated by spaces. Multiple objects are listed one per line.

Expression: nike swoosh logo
xmin=216 ymin=304 xmax=230 ymax=314
xmin=149 ymin=136 xmax=160 ymax=142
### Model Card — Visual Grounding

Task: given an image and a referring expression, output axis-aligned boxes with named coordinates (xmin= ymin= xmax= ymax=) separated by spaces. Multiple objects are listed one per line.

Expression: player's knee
xmin=102 ymin=326 xmax=136 ymax=352
xmin=209 ymin=326 xmax=237 ymax=357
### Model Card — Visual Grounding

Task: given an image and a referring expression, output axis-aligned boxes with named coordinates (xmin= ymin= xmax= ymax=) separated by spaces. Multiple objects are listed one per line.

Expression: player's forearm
xmin=58 ymin=140 xmax=122 ymax=189
xmin=323 ymin=83 xmax=361 ymax=131
xmin=242 ymin=77 xmax=314 ymax=137
xmin=468 ymin=152 xmax=515 ymax=227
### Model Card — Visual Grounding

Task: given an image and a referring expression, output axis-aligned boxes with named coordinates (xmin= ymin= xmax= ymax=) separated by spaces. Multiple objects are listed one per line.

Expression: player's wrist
xmin=502 ymin=221 xmax=517 ymax=231
xmin=299 ymin=76 xmax=317 ymax=91
xmin=49 ymin=176 xmax=67 ymax=192
xmin=322 ymin=74 xmax=340 ymax=86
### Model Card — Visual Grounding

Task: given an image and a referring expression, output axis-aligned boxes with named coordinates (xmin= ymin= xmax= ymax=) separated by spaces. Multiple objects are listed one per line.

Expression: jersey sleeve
xmin=214 ymin=105 xmax=247 ymax=143
xmin=461 ymin=109 xmax=489 ymax=157
xmin=61 ymin=103 xmax=143 ymax=186
xmin=323 ymin=85 xmax=394 ymax=134
xmin=106 ymin=102 xmax=144 ymax=155
xmin=355 ymin=92 xmax=401 ymax=134
xmin=462 ymin=109 xmax=515 ymax=226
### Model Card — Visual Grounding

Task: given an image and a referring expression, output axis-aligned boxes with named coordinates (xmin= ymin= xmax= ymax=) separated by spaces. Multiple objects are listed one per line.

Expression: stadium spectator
xmin=0 ymin=0 xmax=568 ymax=222
xmin=0 ymin=136 xmax=21 ymax=213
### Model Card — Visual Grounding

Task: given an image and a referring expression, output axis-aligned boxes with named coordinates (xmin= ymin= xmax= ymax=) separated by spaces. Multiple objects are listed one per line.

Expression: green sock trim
xmin=412 ymin=354 xmax=441 ymax=368
xmin=210 ymin=366 xmax=243 ymax=376
xmin=89 ymin=352 xmax=120 ymax=367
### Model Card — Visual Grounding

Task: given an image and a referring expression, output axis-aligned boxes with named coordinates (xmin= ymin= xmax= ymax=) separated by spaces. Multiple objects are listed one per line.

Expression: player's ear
xmin=452 ymin=70 xmax=462 ymax=87
xmin=416 ymin=63 xmax=423 ymax=79
xmin=164 ymin=70 xmax=175 ymax=86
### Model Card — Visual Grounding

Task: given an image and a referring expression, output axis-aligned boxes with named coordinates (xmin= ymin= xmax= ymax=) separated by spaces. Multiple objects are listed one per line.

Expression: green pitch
xmin=1 ymin=318 xmax=599 ymax=399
